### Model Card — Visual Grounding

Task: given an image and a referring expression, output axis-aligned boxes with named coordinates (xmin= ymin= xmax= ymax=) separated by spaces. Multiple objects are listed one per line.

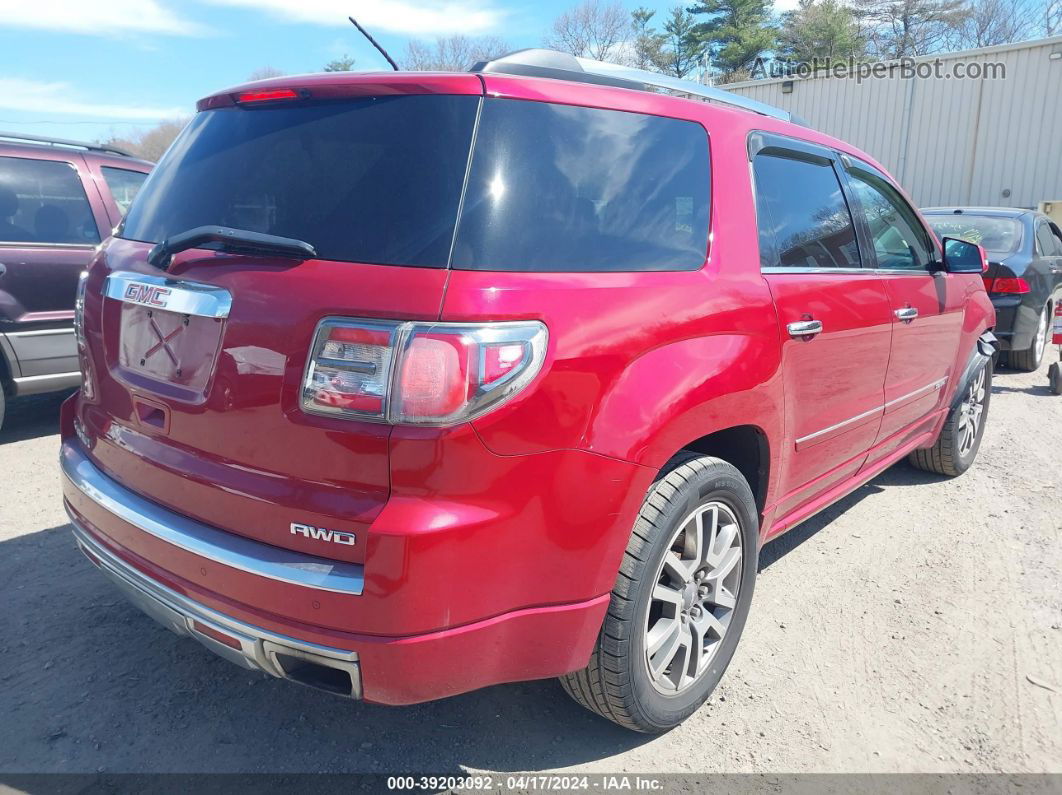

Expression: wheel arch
xmin=669 ymin=424 xmax=771 ymax=517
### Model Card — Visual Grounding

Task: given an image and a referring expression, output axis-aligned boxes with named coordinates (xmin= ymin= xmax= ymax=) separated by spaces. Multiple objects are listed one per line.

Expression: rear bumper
xmin=72 ymin=520 xmax=364 ymax=698
xmin=61 ymin=440 xmax=612 ymax=704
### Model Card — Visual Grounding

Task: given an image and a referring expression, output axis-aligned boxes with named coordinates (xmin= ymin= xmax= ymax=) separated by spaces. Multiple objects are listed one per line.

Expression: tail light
xmin=301 ymin=318 xmax=547 ymax=426
xmin=73 ymin=270 xmax=88 ymax=348
xmin=73 ymin=270 xmax=95 ymax=400
xmin=982 ymin=277 xmax=1030 ymax=294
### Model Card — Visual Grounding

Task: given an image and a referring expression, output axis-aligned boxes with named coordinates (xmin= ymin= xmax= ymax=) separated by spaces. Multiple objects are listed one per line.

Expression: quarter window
xmin=452 ymin=99 xmax=710 ymax=272
xmin=752 ymin=152 xmax=860 ymax=269
xmin=1035 ymin=221 xmax=1061 ymax=256
xmin=0 ymin=156 xmax=99 ymax=245
xmin=847 ymin=168 xmax=932 ymax=271
xmin=101 ymin=167 xmax=148 ymax=216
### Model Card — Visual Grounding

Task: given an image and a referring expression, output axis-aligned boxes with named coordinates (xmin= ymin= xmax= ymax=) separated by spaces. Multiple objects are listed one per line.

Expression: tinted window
xmin=1035 ymin=221 xmax=1061 ymax=256
xmin=121 ymin=96 xmax=479 ymax=267
xmin=847 ymin=168 xmax=932 ymax=270
xmin=752 ymin=152 xmax=860 ymax=269
xmin=452 ymin=99 xmax=710 ymax=272
xmin=925 ymin=214 xmax=1022 ymax=256
xmin=0 ymin=156 xmax=99 ymax=245
xmin=101 ymin=167 xmax=148 ymax=216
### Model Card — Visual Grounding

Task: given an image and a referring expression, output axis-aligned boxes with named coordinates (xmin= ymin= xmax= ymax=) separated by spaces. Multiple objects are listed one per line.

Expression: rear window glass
xmin=453 ymin=99 xmax=710 ymax=272
xmin=925 ymin=215 xmax=1022 ymax=255
xmin=120 ymin=95 xmax=480 ymax=268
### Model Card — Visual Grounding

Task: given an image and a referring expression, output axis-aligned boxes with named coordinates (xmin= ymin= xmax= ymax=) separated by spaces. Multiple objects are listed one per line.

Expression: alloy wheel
xmin=957 ymin=367 xmax=986 ymax=457
xmin=644 ymin=502 xmax=743 ymax=694
xmin=1034 ymin=305 xmax=1050 ymax=363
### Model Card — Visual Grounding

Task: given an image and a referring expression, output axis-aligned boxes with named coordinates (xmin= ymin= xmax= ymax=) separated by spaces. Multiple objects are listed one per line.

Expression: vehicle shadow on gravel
xmin=759 ymin=462 xmax=947 ymax=570
xmin=0 ymin=391 xmax=71 ymax=445
xmin=0 ymin=524 xmax=652 ymax=776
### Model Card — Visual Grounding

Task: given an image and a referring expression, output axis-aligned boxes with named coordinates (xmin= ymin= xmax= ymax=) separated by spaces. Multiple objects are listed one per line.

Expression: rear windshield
xmin=121 ymin=95 xmax=480 ymax=268
xmin=925 ymin=214 xmax=1023 ymax=255
xmin=120 ymin=95 xmax=711 ymax=272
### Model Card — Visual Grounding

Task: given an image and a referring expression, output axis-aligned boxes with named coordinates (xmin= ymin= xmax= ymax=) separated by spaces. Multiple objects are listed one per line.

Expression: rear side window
xmin=0 ymin=156 xmax=100 ymax=245
xmin=752 ymin=152 xmax=860 ymax=269
xmin=101 ymin=167 xmax=148 ymax=216
xmin=1035 ymin=221 xmax=1061 ymax=256
xmin=121 ymin=95 xmax=480 ymax=268
xmin=452 ymin=99 xmax=710 ymax=272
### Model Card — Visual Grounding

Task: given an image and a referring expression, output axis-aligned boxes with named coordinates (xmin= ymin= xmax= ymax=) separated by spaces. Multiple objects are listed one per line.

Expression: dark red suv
xmin=60 ymin=50 xmax=996 ymax=731
xmin=0 ymin=134 xmax=151 ymax=429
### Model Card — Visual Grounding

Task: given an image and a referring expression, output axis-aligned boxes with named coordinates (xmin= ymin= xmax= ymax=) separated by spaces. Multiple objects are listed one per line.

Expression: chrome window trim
xmin=61 ymin=445 xmax=364 ymax=595
xmin=795 ymin=378 xmax=947 ymax=445
xmin=761 ymin=266 xmax=935 ymax=276
xmin=104 ymin=270 xmax=233 ymax=319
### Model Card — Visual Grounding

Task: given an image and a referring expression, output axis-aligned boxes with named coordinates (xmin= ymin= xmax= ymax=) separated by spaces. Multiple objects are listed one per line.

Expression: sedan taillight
xmin=301 ymin=318 xmax=547 ymax=426
xmin=982 ymin=277 xmax=1031 ymax=294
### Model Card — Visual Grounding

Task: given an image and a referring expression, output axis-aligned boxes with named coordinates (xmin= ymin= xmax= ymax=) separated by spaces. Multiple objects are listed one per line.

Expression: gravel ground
xmin=0 ymin=358 xmax=1059 ymax=776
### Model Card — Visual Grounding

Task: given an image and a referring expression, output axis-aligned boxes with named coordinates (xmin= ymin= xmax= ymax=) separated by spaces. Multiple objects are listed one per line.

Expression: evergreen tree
xmin=778 ymin=0 xmax=865 ymax=62
xmin=688 ymin=0 xmax=777 ymax=82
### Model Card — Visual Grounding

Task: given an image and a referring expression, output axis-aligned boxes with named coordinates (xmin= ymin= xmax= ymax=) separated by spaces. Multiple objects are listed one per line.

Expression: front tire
xmin=560 ymin=454 xmax=758 ymax=732
xmin=1008 ymin=303 xmax=1050 ymax=372
xmin=909 ymin=358 xmax=992 ymax=476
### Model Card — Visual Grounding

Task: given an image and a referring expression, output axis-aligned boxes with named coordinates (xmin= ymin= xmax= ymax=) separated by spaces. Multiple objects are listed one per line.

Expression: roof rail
xmin=0 ymin=131 xmax=133 ymax=158
xmin=469 ymin=49 xmax=794 ymax=124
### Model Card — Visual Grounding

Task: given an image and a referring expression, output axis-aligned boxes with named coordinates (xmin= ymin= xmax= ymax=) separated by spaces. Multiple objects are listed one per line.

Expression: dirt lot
xmin=0 ymin=359 xmax=1059 ymax=777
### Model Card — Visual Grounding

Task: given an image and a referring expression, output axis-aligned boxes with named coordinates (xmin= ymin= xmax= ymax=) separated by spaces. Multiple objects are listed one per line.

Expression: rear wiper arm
xmin=147 ymin=225 xmax=317 ymax=270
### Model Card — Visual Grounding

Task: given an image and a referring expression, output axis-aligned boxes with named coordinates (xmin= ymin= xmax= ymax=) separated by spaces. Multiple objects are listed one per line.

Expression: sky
xmin=0 ymin=0 xmax=799 ymax=145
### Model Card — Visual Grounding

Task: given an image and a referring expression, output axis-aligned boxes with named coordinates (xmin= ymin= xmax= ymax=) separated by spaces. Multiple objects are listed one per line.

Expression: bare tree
xmin=1046 ymin=0 xmax=1062 ymax=34
xmin=100 ymin=119 xmax=189 ymax=163
xmin=545 ymin=0 xmax=630 ymax=60
xmin=851 ymin=0 xmax=966 ymax=58
xmin=956 ymin=0 xmax=1038 ymax=46
xmin=246 ymin=66 xmax=285 ymax=81
xmin=403 ymin=35 xmax=512 ymax=71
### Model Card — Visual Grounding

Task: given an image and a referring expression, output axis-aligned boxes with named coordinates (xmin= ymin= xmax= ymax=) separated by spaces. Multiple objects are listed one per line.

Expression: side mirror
xmin=941 ymin=236 xmax=987 ymax=273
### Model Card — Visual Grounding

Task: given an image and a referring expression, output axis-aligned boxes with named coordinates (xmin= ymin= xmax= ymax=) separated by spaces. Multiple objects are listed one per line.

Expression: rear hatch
xmin=78 ymin=78 xmax=483 ymax=563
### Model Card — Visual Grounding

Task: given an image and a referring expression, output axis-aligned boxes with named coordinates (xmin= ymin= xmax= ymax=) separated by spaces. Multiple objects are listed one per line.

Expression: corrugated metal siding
xmin=724 ymin=38 xmax=1062 ymax=208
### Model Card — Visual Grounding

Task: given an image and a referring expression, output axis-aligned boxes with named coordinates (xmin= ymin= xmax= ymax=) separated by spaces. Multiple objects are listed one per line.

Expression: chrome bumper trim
xmin=69 ymin=518 xmax=361 ymax=697
xmin=60 ymin=444 xmax=364 ymax=595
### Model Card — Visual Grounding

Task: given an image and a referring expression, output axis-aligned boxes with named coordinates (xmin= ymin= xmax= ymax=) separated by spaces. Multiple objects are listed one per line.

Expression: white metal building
xmin=723 ymin=36 xmax=1062 ymax=209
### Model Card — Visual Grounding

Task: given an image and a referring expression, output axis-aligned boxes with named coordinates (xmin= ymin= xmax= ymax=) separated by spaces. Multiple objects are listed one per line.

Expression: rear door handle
xmin=894 ymin=307 xmax=918 ymax=322
xmin=787 ymin=319 xmax=823 ymax=338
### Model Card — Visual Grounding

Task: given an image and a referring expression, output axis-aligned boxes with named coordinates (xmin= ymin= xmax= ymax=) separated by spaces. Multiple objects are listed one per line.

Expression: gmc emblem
xmin=290 ymin=522 xmax=356 ymax=546
xmin=124 ymin=283 xmax=172 ymax=308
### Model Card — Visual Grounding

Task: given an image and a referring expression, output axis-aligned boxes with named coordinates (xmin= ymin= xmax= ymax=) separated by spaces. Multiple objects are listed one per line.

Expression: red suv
xmin=60 ymin=50 xmax=995 ymax=732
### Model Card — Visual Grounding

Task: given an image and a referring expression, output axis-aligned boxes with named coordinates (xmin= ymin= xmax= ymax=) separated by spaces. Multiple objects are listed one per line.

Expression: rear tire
xmin=0 ymin=386 xmax=5 ymax=433
xmin=909 ymin=359 xmax=991 ymax=477
xmin=560 ymin=454 xmax=758 ymax=733
xmin=1008 ymin=303 xmax=1050 ymax=372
